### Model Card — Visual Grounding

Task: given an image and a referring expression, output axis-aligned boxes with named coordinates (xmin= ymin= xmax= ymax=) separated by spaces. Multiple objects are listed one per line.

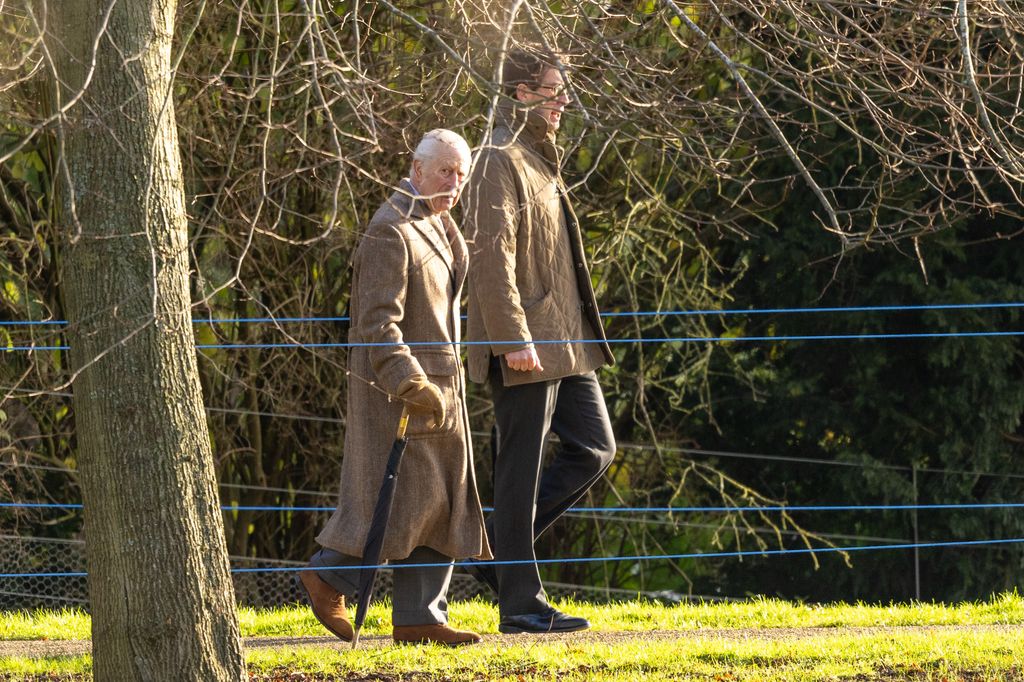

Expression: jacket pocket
xmin=523 ymin=291 xmax=555 ymax=333
xmin=406 ymin=348 xmax=460 ymax=438
xmin=414 ymin=348 xmax=460 ymax=376
xmin=523 ymin=292 xmax=569 ymax=370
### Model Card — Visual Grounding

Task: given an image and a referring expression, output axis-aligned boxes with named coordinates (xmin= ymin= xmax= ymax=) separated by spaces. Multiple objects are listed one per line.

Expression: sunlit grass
xmin=240 ymin=591 xmax=1024 ymax=637
xmin=0 ymin=608 xmax=91 ymax=641
xmin=245 ymin=629 xmax=1023 ymax=681
xmin=2 ymin=593 xmax=1023 ymax=680
xmin=4 ymin=592 xmax=1023 ymax=641
xmin=2 ymin=633 xmax=1021 ymax=682
xmin=0 ymin=654 xmax=91 ymax=677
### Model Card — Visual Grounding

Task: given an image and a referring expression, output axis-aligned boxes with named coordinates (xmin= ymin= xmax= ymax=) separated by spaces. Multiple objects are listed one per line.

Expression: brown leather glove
xmin=396 ymin=375 xmax=445 ymax=430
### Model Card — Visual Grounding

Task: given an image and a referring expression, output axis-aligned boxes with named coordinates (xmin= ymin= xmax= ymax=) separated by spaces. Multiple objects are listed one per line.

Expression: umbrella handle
xmin=396 ymin=405 xmax=410 ymax=439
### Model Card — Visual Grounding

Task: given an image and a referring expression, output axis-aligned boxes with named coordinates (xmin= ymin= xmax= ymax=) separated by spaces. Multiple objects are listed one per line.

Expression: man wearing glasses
xmin=462 ymin=47 xmax=616 ymax=634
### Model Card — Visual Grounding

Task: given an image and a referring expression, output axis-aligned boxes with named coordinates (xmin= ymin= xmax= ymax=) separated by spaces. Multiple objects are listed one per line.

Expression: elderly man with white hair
xmin=298 ymin=129 xmax=491 ymax=647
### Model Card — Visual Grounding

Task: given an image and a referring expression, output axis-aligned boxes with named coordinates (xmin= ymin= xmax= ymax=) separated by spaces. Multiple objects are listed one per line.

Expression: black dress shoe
xmin=498 ymin=608 xmax=590 ymax=634
xmin=465 ymin=559 xmax=499 ymax=595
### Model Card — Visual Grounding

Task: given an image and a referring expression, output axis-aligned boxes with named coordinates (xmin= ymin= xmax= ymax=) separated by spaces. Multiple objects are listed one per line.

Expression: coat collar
xmin=387 ymin=178 xmax=460 ymax=282
xmin=385 ymin=177 xmax=434 ymax=221
xmin=439 ymin=212 xmax=468 ymax=293
xmin=495 ymin=100 xmax=561 ymax=171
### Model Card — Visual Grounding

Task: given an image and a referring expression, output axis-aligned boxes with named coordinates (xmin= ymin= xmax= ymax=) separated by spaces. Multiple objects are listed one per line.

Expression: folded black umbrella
xmin=351 ymin=406 xmax=410 ymax=648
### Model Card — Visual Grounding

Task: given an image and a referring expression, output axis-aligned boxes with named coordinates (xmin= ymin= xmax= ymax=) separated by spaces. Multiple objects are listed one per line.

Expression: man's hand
xmin=505 ymin=345 xmax=543 ymax=372
xmin=396 ymin=375 xmax=445 ymax=429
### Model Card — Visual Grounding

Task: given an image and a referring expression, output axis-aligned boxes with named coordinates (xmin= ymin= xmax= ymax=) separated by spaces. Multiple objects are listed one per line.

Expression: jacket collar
xmin=495 ymin=100 xmax=560 ymax=170
xmin=385 ymin=177 xmax=434 ymax=221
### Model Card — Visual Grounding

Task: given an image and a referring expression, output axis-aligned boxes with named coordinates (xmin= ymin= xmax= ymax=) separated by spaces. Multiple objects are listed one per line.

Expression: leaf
xmin=3 ymin=279 xmax=21 ymax=304
xmin=576 ymin=146 xmax=593 ymax=172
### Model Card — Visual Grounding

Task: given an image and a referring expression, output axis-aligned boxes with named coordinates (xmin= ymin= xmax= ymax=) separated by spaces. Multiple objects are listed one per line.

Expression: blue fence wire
xmin=5 ymin=303 xmax=1023 ymax=585
xmin=6 ymin=501 xmax=1024 ymax=513
xmin=4 ymin=537 xmax=1023 ymax=579
xmin=7 ymin=329 xmax=1024 ymax=353
xmin=244 ymin=537 xmax=1024 ymax=573
xmin=194 ymin=330 xmax=1024 ymax=349
xmin=4 ymin=301 xmax=1024 ymax=327
xmin=7 ymin=382 xmax=1024 ymax=482
xmin=6 ymin=436 xmax=1024 ymax=487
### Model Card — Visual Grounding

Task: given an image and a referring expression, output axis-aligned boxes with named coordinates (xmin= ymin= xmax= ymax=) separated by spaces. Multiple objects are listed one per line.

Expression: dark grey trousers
xmin=310 ymin=546 xmax=453 ymax=626
xmin=487 ymin=365 xmax=616 ymax=617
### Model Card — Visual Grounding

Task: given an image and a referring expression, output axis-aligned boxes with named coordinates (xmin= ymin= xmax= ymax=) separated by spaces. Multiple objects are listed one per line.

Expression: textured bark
xmin=46 ymin=1 xmax=246 ymax=680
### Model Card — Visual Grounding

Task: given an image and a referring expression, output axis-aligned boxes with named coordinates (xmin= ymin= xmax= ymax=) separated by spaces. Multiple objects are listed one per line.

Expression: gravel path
xmin=2 ymin=624 xmax=1020 ymax=658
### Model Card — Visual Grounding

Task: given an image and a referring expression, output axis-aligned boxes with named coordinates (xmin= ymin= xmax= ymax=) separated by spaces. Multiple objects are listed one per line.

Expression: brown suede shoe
xmin=297 ymin=570 xmax=354 ymax=642
xmin=393 ymin=624 xmax=482 ymax=647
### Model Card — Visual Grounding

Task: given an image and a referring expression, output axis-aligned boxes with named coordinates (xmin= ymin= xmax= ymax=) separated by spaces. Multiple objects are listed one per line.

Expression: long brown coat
xmin=316 ymin=180 xmax=491 ymax=562
xmin=462 ymin=104 xmax=614 ymax=386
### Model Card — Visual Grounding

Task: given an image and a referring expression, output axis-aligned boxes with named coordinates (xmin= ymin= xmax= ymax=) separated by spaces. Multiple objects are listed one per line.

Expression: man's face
xmin=516 ymin=67 xmax=570 ymax=130
xmin=412 ymin=143 xmax=471 ymax=214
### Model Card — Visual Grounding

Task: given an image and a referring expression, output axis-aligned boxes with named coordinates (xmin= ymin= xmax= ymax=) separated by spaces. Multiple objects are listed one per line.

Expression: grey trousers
xmin=487 ymin=366 xmax=616 ymax=617
xmin=310 ymin=546 xmax=453 ymax=626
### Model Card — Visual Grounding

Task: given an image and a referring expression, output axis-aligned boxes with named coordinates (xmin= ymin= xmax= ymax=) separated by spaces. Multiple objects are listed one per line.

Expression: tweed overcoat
xmin=316 ymin=180 xmax=491 ymax=562
xmin=462 ymin=104 xmax=615 ymax=386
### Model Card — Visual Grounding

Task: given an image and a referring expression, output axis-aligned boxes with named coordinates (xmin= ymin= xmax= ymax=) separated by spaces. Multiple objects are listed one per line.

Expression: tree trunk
xmin=45 ymin=1 xmax=246 ymax=679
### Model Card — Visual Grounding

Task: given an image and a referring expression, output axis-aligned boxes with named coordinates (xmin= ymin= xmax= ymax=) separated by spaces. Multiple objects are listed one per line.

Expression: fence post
xmin=912 ymin=464 xmax=921 ymax=600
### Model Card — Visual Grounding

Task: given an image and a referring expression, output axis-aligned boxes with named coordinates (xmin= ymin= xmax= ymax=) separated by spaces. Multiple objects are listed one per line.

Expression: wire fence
xmin=4 ymin=383 xmax=1024 ymax=481
xmin=0 ymin=534 xmax=706 ymax=611
xmin=3 ymin=447 xmax=1022 ymax=606
xmin=3 ymin=300 xmax=1024 ymax=327
xmin=8 ymin=328 xmax=1024 ymax=352
xmin=6 ymin=501 xmax=1024 ymax=513
xmin=3 ymin=534 xmax=1021 ymax=609
xmin=4 ymin=409 xmax=1023 ymax=606
xmin=5 ymin=299 xmax=1024 ymax=352
xmin=3 ymin=300 xmax=1022 ymax=608
xmin=0 ymin=534 xmax=484 ymax=610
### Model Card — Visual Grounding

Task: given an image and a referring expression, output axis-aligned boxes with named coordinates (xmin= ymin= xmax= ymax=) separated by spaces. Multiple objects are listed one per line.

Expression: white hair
xmin=411 ymin=128 xmax=471 ymax=172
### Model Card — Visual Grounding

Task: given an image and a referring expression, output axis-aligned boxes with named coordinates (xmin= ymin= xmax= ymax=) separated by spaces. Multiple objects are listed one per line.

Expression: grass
xmin=2 ymin=593 xmax=1023 ymax=680
xmin=7 ymin=592 xmax=1023 ymax=640
xmin=0 ymin=609 xmax=91 ymax=642
xmin=0 ymin=655 xmax=90 ymax=679
xmin=242 ymin=631 xmax=1022 ymax=681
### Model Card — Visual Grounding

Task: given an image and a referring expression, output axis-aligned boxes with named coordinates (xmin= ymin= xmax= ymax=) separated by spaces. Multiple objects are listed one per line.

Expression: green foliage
xmin=684 ymin=202 xmax=1024 ymax=600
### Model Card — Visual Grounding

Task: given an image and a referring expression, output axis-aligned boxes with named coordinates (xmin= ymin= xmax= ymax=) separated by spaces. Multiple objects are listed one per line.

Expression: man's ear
xmin=515 ymin=82 xmax=531 ymax=102
xmin=411 ymin=159 xmax=422 ymax=183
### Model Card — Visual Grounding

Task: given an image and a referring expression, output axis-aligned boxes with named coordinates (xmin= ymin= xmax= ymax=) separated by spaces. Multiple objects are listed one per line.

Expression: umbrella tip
xmin=351 ymin=628 xmax=361 ymax=649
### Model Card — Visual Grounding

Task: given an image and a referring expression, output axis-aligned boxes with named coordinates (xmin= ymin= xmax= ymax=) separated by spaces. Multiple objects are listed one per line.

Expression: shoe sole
xmin=296 ymin=572 xmax=354 ymax=643
xmin=498 ymin=623 xmax=590 ymax=634
xmin=393 ymin=637 xmax=481 ymax=647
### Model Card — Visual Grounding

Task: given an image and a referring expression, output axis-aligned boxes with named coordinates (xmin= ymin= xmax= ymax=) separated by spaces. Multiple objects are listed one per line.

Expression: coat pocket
xmin=523 ymin=291 xmax=570 ymax=370
xmin=407 ymin=349 xmax=461 ymax=438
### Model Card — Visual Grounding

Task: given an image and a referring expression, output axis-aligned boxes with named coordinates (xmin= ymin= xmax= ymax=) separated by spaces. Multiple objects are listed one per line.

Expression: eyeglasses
xmin=533 ymin=82 xmax=569 ymax=99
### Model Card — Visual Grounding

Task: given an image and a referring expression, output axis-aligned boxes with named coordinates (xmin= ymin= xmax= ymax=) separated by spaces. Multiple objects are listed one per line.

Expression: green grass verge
xmin=6 ymin=592 xmax=1022 ymax=640
xmin=244 ymin=630 xmax=1023 ymax=681
xmin=2 ymin=593 xmax=1023 ymax=681
xmin=0 ymin=655 xmax=90 ymax=679
xmin=0 ymin=609 xmax=91 ymax=642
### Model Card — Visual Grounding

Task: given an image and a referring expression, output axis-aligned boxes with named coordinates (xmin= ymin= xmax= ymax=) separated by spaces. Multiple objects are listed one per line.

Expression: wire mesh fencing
xmin=1 ymin=534 xmax=697 ymax=611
